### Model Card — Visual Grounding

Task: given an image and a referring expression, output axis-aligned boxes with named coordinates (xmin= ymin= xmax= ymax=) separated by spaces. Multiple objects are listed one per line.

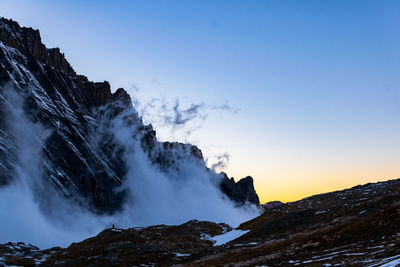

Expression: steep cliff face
xmin=0 ymin=18 xmax=75 ymax=76
xmin=0 ymin=17 xmax=259 ymax=214
xmin=220 ymin=174 xmax=260 ymax=205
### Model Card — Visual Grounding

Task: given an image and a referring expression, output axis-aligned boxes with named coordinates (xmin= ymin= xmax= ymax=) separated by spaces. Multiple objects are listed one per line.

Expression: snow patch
xmin=175 ymin=253 xmax=190 ymax=257
xmin=212 ymin=229 xmax=250 ymax=246
xmin=315 ymin=210 xmax=327 ymax=215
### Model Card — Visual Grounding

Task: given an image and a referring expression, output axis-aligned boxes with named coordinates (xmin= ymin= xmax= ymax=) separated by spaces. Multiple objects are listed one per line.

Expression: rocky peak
xmin=220 ymin=173 xmax=260 ymax=205
xmin=0 ymin=17 xmax=133 ymax=110
xmin=112 ymin=88 xmax=132 ymax=107
xmin=83 ymin=80 xmax=112 ymax=107
xmin=0 ymin=17 xmax=76 ymax=76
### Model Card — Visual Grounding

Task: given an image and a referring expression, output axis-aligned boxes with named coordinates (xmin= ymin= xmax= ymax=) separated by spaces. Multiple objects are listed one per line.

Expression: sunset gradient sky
xmin=2 ymin=0 xmax=400 ymax=203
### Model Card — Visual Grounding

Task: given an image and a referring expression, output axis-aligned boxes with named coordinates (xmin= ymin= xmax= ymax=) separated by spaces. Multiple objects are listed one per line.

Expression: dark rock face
xmin=0 ymin=18 xmax=75 ymax=76
xmin=0 ymin=17 xmax=260 ymax=213
xmin=220 ymin=173 xmax=260 ymax=205
xmin=83 ymin=80 xmax=112 ymax=107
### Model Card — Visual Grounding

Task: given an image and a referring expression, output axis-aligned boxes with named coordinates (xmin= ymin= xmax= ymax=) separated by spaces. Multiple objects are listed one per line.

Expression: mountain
xmin=0 ymin=17 xmax=259 ymax=216
xmin=0 ymin=16 xmax=399 ymax=267
xmin=1 ymin=178 xmax=399 ymax=266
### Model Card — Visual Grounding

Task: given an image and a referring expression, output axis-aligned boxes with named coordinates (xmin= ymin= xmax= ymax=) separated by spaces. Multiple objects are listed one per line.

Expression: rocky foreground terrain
xmin=0 ymin=178 xmax=399 ymax=266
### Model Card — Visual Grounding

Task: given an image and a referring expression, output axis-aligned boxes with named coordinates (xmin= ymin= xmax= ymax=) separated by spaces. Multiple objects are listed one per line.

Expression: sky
xmin=2 ymin=0 xmax=400 ymax=203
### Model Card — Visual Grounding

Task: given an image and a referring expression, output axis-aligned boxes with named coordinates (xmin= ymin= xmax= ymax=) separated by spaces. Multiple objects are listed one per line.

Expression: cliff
xmin=0 ymin=17 xmax=259 ymax=214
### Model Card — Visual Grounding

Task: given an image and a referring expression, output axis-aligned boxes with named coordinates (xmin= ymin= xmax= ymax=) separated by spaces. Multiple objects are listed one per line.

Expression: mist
xmin=135 ymin=95 xmax=238 ymax=143
xmin=0 ymin=88 xmax=110 ymax=248
xmin=0 ymin=85 xmax=259 ymax=249
xmin=109 ymin=106 xmax=258 ymax=227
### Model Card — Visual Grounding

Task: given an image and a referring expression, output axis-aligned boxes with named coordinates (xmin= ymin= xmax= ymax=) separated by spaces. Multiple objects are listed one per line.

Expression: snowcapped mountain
xmin=0 ymin=17 xmax=259 ymax=222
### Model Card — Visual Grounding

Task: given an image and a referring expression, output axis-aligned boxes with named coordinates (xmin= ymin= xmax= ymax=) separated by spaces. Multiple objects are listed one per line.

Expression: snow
xmin=367 ymin=245 xmax=384 ymax=249
xmin=379 ymin=257 xmax=400 ymax=267
xmin=212 ymin=229 xmax=250 ymax=246
xmin=219 ymin=224 xmax=231 ymax=234
xmin=343 ymin=252 xmax=366 ymax=256
xmin=200 ymin=233 xmax=213 ymax=242
xmin=315 ymin=256 xmax=334 ymax=262
xmin=315 ymin=210 xmax=327 ymax=215
xmin=34 ymin=253 xmax=51 ymax=264
xmin=371 ymin=255 xmax=400 ymax=267
xmin=233 ymin=241 xmax=259 ymax=247
xmin=55 ymin=90 xmax=80 ymax=124
xmin=175 ymin=253 xmax=190 ymax=257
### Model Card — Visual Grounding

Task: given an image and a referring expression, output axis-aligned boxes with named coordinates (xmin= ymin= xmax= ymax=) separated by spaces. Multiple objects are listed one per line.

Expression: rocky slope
xmin=1 ymin=178 xmax=399 ymax=266
xmin=0 ymin=17 xmax=259 ymax=215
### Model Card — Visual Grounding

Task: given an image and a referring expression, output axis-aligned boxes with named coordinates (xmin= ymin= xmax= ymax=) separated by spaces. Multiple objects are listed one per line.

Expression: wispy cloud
xmin=210 ymin=152 xmax=230 ymax=172
xmin=138 ymin=97 xmax=239 ymax=136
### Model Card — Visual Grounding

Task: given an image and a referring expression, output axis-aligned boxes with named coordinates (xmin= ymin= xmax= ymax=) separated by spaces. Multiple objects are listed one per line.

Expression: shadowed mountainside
xmin=0 ymin=17 xmax=259 ymax=215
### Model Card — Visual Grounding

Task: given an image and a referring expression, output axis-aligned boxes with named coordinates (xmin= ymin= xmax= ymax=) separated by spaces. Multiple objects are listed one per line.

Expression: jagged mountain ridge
xmin=0 ymin=17 xmax=259 ymax=214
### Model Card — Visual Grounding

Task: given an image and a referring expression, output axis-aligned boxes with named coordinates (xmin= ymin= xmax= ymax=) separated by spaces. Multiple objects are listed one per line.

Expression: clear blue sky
xmin=2 ymin=0 xmax=400 ymax=202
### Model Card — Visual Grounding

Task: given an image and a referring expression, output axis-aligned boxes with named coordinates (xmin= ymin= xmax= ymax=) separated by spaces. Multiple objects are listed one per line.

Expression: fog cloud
xmin=137 ymin=97 xmax=238 ymax=139
xmin=0 ymin=85 xmax=258 ymax=249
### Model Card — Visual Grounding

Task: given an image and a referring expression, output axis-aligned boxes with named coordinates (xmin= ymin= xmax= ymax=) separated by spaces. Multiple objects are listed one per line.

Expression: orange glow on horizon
xmin=256 ymin=173 xmax=400 ymax=204
xmin=226 ymin=163 xmax=400 ymax=204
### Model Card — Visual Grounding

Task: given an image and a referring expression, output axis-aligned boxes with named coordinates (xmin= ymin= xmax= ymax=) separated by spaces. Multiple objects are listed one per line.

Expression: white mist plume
xmin=0 ymin=87 xmax=99 ymax=248
xmin=136 ymin=96 xmax=239 ymax=142
xmin=109 ymin=107 xmax=258 ymax=227
xmin=210 ymin=152 xmax=231 ymax=173
xmin=0 ymin=87 xmax=116 ymax=248
xmin=0 ymin=86 xmax=259 ymax=249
